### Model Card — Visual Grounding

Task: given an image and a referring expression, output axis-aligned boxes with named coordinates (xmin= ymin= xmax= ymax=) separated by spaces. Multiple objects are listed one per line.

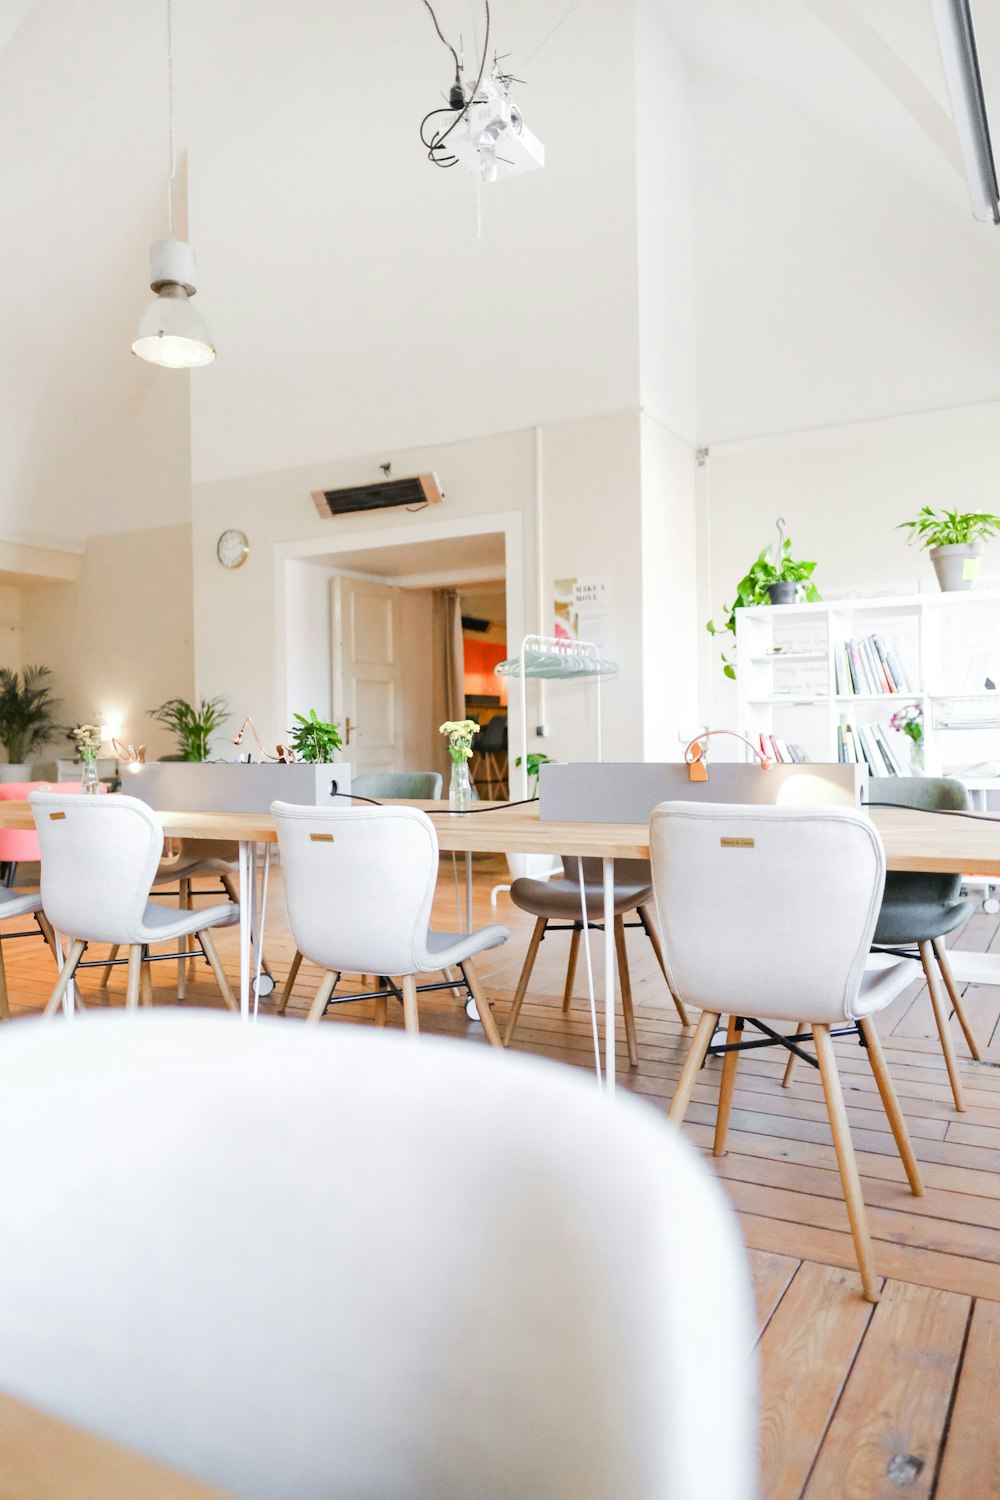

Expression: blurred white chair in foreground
xmin=0 ymin=1011 xmax=757 ymax=1500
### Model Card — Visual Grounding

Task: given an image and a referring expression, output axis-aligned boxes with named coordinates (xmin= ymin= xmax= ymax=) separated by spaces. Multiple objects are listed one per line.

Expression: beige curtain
xmin=432 ymin=589 xmax=466 ymax=776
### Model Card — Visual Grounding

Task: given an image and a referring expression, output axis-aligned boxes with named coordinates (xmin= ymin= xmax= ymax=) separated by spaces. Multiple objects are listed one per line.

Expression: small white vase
xmin=449 ymin=760 xmax=472 ymax=812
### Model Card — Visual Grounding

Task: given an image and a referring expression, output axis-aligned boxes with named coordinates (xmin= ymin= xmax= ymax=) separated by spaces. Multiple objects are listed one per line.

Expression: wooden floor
xmin=6 ymin=852 xmax=1000 ymax=1498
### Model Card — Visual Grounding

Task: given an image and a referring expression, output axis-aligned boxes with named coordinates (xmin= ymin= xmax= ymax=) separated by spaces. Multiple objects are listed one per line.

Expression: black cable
xmin=327 ymin=790 xmax=539 ymax=813
xmin=421 ymin=0 xmax=461 ymax=79
xmin=419 ymin=0 xmax=491 ymax=168
xmin=866 ymin=800 xmax=1000 ymax=827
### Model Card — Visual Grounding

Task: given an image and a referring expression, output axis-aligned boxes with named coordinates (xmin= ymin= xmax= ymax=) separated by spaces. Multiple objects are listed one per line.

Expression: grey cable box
xmin=538 ymin=762 xmax=864 ymax=823
xmin=125 ymin=761 xmax=353 ymax=815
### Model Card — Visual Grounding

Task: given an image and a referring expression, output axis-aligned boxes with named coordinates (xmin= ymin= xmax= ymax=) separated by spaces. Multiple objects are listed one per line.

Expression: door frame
xmin=274 ymin=509 xmax=524 ymax=770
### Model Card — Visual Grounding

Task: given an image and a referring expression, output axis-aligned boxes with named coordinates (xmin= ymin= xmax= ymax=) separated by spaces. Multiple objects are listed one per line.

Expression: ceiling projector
xmin=447 ymin=75 xmax=544 ymax=183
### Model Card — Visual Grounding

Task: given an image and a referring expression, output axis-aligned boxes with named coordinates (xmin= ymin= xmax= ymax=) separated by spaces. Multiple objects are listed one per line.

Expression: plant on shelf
xmin=515 ymin=751 xmax=552 ymax=796
xmin=288 ymin=709 xmax=343 ymax=764
xmin=897 ymin=507 xmax=1000 ymax=593
xmin=890 ymin=703 xmax=924 ymax=771
xmin=706 ymin=539 xmax=821 ymax=679
xmin=0 ymin=665 xmax=61 ymax=768
xmin=149 ymin=696 xmax=229 ymax=762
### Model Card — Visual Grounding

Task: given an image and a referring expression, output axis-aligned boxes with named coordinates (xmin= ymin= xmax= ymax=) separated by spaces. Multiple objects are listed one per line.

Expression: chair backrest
xmin=351 ymin=770 xmax=443 ymax=800
xmin=273 ymin=801 xmax=440 ymax=976
xmin=29 ymin=791 xmax=163 ymax=944
xmin=0 ymin=780 xmax=101 ymax=863
xmin=476 ymin=714 xmax=508 ymax=752
xmin=866 ymin=775 xmax=970 ymax=909
xmin=0 ymin=1011 xmax=758 ymax=1500
xmin=649 ymin=801 xmax=885 ymax=1023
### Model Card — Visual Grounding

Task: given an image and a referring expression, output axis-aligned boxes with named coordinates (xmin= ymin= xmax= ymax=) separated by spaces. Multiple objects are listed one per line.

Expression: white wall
xmin=639 ymin=414 xmax=699 ymax=758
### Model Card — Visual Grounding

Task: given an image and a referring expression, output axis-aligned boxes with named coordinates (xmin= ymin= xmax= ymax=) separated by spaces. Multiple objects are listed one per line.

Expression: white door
xmin=331 ymin=577 xmax=403 ymax=775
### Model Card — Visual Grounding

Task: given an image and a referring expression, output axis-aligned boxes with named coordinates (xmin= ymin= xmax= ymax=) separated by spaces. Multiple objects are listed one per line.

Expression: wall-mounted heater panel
xmin=310 ymin=472 xmax=444 ymax=518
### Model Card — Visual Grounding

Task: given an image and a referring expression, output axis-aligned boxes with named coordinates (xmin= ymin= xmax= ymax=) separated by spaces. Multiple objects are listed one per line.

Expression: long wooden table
xmin=4 ymin=798 xmax=999 ymax=1095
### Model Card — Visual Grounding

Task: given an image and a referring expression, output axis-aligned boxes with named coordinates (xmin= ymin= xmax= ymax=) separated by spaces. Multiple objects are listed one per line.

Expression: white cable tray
xmin=495 ymin=636 xmax=618 ymax=681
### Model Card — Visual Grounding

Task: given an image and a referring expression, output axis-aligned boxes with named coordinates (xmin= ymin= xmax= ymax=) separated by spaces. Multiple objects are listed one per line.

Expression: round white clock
xmin=217 ymin=529 xmax=250 ymax=569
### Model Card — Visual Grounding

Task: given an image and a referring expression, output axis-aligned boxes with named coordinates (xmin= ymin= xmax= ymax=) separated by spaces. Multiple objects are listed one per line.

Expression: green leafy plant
xmin=288 ymin=709 xmax=343 ymax=763
xmin=149 ymin=696 xmax=229 ymax=762
xmin=0 ymin=665 xmax=61 ymax=764
xmin=706 ymin=540 xmax=821 ymax=678
xmin=515 ymin=751 xmax=552 ymax=796
xmin=897 ymin=507 xmax=1000 ymax=549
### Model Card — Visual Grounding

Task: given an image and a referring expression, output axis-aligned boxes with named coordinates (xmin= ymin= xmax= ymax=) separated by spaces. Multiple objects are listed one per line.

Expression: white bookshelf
xmin=734 ymin=588 xmax=1000 ymax=777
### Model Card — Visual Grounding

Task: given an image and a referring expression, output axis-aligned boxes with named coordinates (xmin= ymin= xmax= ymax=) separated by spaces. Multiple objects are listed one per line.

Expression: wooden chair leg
xmin=373 ymin=983 xmax=388 ymax=1027
xmin=668 ymin=1009 xmax=720 ymax=1125
xmin=613 ymin=915 xmax=639 ymax=1067
xmin=275 ymin=949 xmax=303 ymax=1016
xmin=462 ymin=956 xmax=502 ymax=1048
xmin=44 ymin=940 xmax=87 ymax=1018
xmin=781 ymin=1024 xmax=806 ymax=1088
xmin=198 ymin=930 xmax=238 ymax=1012
xmin=125 ymin=945 xmax=142 ymax=1010
xmin=713 ymin=1015 xmax=741 ymax=1156
xmin=401 ymin=973 xmax=420 ymax=1036
xmin=503 ymin=917 xmax=547 ymax=1047
xmin=140 ymin=959 xmax=154 ymax=1008
xmin=306 ymin=969 xmax=337 ymax=1024
xmin=99 ymin=944 xmax=120 ymax=989
xmin=933 ymin=937 xmax=981 ymax=1061
xmin=859 ymin=1018 xmax=924 ymax=1197
xmin=562 ymin=926 xmax=581 ymax=1012
xmin=0 ymin=939 xmax=11 ymax=1020
xmin=638 ymin=903 xmax=690 ymax=1027
xmin=813 ymin=1023 xmax=880 ymax=1303
xmin=920 ymin=940 xmax=965 ymax=1112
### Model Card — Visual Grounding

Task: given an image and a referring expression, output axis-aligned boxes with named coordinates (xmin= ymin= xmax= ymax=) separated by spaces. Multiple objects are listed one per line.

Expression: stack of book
xmin=755 ymin=734 xmax=812 ymax=765
xmin=834 ymin=634 xmax=909 ymax=696
xmin=837 ymin=721 xmax=908 ymax=776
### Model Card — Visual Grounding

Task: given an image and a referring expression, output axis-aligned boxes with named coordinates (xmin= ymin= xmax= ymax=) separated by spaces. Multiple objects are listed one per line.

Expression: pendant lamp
xmin=132 ymin=0 xmax=215 ymax=369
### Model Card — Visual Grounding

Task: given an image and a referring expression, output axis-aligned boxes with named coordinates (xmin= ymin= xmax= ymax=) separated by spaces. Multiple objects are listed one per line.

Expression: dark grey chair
xmin=503 ymin=857 xmax=690 ymax=1065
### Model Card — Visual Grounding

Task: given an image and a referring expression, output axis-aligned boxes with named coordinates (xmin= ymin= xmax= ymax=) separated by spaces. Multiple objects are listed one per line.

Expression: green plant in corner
xmin=149 ymin=696 xmax=229 ymax=762
xmin=706 ymin=539 xmax=821 ymax=679
xmin=515 ymin=751 xmax=552 ymax=796
xmin=288 ymin=709 xmax=343 ymax=764
xmin=0 ymin=665 xmax=61 ymax=764
xmin=897 ymin=507 xmax=1000 ymax=548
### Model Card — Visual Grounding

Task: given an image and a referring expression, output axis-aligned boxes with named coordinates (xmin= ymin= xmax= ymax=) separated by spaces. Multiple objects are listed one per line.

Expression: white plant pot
xmin=506 ymin=852 xmax=561 ymax=881
xmin=0 ymin=763 xmax=31 ymax=782
xmin=930 ymin=543 xmax=982 ymax=592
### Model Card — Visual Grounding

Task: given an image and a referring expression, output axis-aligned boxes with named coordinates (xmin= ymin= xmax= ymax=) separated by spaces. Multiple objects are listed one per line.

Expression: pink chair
xmin=0 ymin=782 xmax=79 ymax=1016
xmin=0 ymin=781 xmax=101 ymax=880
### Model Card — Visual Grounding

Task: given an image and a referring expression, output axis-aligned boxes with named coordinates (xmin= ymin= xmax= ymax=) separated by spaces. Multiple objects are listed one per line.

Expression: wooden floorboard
xmin=5 ymin=858 xmax=1000 ymax=1497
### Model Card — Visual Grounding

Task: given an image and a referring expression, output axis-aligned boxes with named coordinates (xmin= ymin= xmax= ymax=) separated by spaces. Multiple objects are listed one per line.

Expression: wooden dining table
xmin=2 ymin=796 xmax=998 ymax=1096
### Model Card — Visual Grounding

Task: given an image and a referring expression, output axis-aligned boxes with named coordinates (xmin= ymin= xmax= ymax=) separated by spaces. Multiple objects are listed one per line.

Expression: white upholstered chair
xmin=30 ymin=791 xmax=239 ymax=1013
xmin=0 ymin=1010 xmax=758 ymax=1499
xmin=273 ymin=801 xmax=508 ymax=1042
xmin=650 ymin=801 xmax=924 ymax=1303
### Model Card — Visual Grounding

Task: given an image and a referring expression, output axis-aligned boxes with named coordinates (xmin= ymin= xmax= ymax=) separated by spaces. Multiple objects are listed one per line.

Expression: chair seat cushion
xmin=873 ymin=896 xmax=973 ymax=947
xmin=134 ymin=900 xmax=240 ymax=945
xmin=420 ymin=925 xmax=509 ymax=970
xmin=0 ymin=889 xmax=43 ymax=921
xmin=153 ymin=858 xmax=236 ymax=885
xmin=511 ymin=877 xmax=652 ymax=921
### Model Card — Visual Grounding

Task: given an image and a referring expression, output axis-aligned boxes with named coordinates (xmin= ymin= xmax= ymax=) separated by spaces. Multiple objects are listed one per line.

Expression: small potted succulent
xmin=707 ymin=535 xmax=821 ymax=679
xmin=897 ymin=507 xmax=1000 ymax=592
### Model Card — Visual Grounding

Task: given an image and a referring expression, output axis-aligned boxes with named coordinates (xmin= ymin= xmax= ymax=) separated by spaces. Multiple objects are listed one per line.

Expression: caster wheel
xmin=984 ymin=898 xmax=1000 ymax=915
xmin=254 ymin=972 xmax=276 ymax=998
xmin=465 ymin=996 xmax=480 ymax=1022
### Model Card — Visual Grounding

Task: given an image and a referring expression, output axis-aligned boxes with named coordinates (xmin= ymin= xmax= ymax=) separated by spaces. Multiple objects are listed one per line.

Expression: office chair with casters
xmin=0 ymin=1010 xmax=758 ymax=1500
xmin=783 ymin=777 xmax=979 ymax=1110
xmin=273 ymin=802 xmax=508 ymax=1042
xmin=503 ymin=857 xmax=689 ymax=1062
xmin=651 ymin=801 xmax=924 ymax=1303
xmin=30 ymin=792 xmax=240 ymax=1015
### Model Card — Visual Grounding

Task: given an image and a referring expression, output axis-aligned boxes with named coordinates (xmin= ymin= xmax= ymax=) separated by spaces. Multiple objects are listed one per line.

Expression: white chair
xmin=0 ymin=1010 xmax=759 ymax=1499
xmin=30 ymin=791 xmax=240 ymax=1014
xmin=650 ymin=801 xmax=925 ymax=1303
xmin=273 ymin=801 xmax=508 ymax=1042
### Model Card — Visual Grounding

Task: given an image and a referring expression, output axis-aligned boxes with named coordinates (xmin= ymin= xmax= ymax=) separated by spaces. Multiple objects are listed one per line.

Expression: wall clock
xmin=217 ymin=529 xmax=250 ymax=569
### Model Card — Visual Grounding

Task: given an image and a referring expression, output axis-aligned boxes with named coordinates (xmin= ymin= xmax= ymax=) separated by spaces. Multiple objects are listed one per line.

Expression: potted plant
xmin=288 ymin=709 xmax=343 ymax=763
xmin=0 ymin=665 xmax=60 ymax=780
xmin=149 ymin=696 xmax=229 ymax=761
xmin=515 ymin=751 xmax=552 ymax=797
xmin=707 ymin=538 xmax=821 ymax=678
xmin=897 ymin=507 xmax=1000 ymax=592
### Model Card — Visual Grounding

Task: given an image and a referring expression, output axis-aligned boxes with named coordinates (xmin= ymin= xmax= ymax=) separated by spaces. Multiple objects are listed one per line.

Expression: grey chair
xmin=503 ymin=857 xmax=690 ymax=1064
xmin=783 ymin=777 xmax=979 ymax=1110
xmin=275 ymin=770 xmax=443 ymax=1015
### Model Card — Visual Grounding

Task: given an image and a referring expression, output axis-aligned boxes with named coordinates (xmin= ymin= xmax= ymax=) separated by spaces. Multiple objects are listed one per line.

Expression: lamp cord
xmin=166 ymin=0 xmax=176 ymax=238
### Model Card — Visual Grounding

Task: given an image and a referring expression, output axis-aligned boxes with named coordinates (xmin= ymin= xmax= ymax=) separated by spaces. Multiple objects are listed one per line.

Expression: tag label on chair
xmin=49 ymin=812 xmax=66 ymax=820
xmin=720 ymin=836 xmax=754 ymax=848
xmin=310 ymin=833 xmax=334 ymax=842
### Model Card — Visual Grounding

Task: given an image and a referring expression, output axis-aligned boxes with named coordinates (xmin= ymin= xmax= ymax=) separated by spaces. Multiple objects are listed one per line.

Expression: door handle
xmin=344 ymin=716 xmax=356 ymax=746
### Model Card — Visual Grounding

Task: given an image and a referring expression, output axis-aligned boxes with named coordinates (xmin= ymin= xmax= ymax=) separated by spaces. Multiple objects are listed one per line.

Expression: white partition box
xmin=125 ymin=761 xmax=353 ymax=814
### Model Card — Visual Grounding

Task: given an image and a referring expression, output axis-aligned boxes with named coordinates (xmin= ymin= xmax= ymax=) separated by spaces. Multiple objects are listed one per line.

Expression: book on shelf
xmin=837 ymin=720 xmax=908 ymax=776
xmin=834 ymin=633 xmax=910 ymax=696
xmin=755 ymin=732 xmax=811 ymax=765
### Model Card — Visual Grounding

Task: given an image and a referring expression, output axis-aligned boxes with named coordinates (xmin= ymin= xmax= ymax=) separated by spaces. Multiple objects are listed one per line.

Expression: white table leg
xmin=465 ymin=851 xmax=473 ymax=933
xmin=238 ymin=840 xmax=255 ymax=1022
xmin=603 ymin=856 xmax=616 ymax=1098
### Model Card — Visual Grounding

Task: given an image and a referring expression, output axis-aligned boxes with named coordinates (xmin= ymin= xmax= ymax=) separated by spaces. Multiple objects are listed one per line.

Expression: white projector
xmin=448 ymin=77 xmax=544 ymax=183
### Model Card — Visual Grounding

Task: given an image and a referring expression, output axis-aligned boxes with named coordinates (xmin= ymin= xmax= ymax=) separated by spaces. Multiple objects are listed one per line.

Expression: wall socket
xmin=536 ymin=723 xmax=549 ymax=737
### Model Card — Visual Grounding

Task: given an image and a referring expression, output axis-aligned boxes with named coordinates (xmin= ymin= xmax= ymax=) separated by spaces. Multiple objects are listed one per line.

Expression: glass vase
xmin=80 ymin=753 xmax=99 ymax=794
xmin=909 ymin=737 xmax=924 ymax=774
xmin=449 ymin=759 xmax=472 ymax=812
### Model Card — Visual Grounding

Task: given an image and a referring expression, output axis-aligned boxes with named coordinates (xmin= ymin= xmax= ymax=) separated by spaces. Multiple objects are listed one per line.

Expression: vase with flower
xmin=440 ymin=718 xmax=479 ymax=811
xmin=72 ymin=723 xmax=103 ymax=793
xmin=890 ymin=704 xmax=924 ymax=773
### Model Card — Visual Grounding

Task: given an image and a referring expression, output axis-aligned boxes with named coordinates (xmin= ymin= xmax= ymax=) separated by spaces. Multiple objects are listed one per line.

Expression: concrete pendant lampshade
xmin=132 ymin=238 xmax=215 ymax=369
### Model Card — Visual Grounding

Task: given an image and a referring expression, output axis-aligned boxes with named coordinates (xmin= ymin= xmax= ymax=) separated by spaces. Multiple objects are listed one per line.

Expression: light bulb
xmin=132 ymin=239 xmax=216 ymax=369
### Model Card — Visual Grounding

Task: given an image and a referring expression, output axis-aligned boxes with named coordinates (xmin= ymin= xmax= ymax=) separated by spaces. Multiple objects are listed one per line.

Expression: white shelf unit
xmin=734 ymin=588 xmax=1000 ymax=778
